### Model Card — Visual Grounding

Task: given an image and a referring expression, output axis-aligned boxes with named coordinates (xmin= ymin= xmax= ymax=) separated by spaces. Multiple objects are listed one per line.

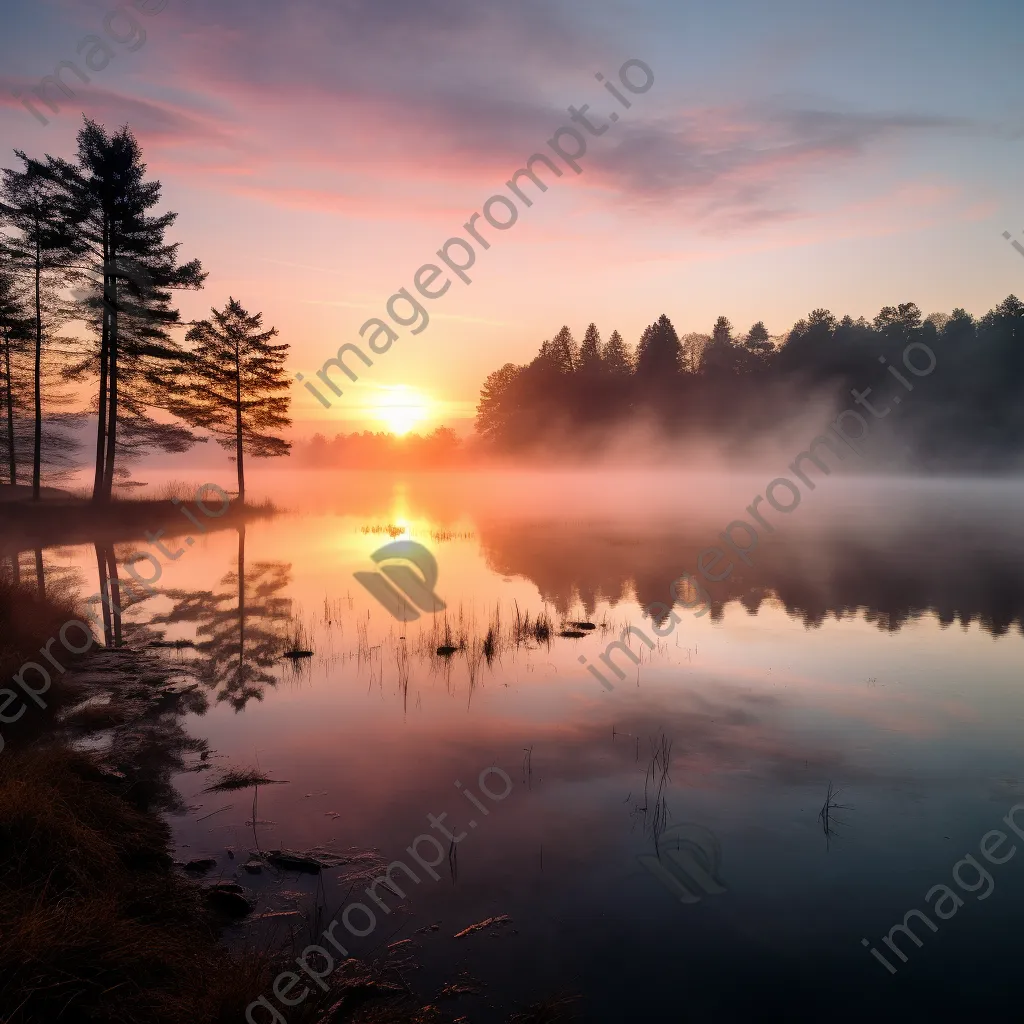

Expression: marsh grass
xmin=360 ymin=523 xmax=407 ymax=538
xmin=204 ymin=768 xmax=289 ymax=793
xmin=818 ymin=781 xmax=852 ymax=849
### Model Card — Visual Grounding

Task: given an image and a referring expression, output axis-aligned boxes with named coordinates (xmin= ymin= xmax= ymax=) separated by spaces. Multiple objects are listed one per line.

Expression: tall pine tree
xmin=61 ymin=120 xmax=205 ymax=501
xmin=176 ymin=298 xmax=291 ymax=503
xmin=0 ymin=263 xmax=31 ymax=485
xmin=0 ymin=151 xmax=83 ymax=499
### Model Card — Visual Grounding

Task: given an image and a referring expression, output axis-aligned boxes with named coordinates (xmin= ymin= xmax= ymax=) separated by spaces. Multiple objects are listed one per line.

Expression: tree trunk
xmin=102 ymin=247 xmax=118 ymax=503
xmin=92 ymin=227 xmax=111 ymax=502
xmin=235 ymin=338 xmax=244 ymax=504
xmin=95 ymin=543 xmax=113 ymax=647
xmin=11 ymin=550 xmax=20 ymax=587
xmin=32 ymin=230 xmax=42 ymax=502
xmin=3 ymin=328 xmax=15 ymax=485
xmin=35 ymin=548 xmax=44 ymax=598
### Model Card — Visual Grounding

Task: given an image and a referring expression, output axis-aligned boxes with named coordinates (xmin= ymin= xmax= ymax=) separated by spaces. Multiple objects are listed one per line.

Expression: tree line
xmin=0 ymin=118 xmax=292 ymax=503
xmin=475 ymin=301 xmax=1024 ymax=467
xmin=296 ymin=426 xmax=467 ymax=468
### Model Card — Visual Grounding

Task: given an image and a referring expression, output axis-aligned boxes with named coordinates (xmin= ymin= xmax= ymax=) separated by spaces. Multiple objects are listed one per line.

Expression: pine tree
xmin=635 ymin=314 xmax=682 ymax=379
xmin=62 ymin=120 xmax=205 ymax=501
xmin=0 ymin=151 xmax=83 ymax=499
xmin=745 ymin=321 xmax=772 ymax=355
xmin=579 ymin=323 xmax=602 ymax=371
xmin=176 ymin=298 xmax=291 ymax=503
xmin=712 ymin=316 xmax=733 ymax=346
xmin=0 ymin=264 xmax=31 ymax=484
xmin=475 ymin=362 xmax=522 ymax=444
xmin=548 ymin=325 xmax=579 ymax=373
xmin=601 ymin=330 xmax=633 ymax=376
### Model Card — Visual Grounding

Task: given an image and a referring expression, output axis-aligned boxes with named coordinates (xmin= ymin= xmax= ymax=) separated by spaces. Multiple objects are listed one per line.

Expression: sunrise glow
xmin=368 ymin=386 xmax=431 ymax=436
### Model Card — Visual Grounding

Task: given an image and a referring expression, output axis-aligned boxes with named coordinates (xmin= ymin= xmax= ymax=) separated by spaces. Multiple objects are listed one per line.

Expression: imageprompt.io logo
xmin=354 ymin=540 xmax=446 ymax=622
xmin=638 ymin=823 xmax=727 ymax=905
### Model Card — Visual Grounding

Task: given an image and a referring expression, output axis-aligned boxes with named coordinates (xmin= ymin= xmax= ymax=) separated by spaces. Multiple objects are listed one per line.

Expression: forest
xmin=474 ymin=305 xmax=1024 ymax=468
xmin=0 ymin=119 xmax=291 ymax=504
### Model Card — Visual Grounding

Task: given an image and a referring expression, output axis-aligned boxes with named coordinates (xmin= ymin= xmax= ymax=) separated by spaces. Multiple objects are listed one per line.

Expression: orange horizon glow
xmin=367 ymin=385 xmax=433 ymax=436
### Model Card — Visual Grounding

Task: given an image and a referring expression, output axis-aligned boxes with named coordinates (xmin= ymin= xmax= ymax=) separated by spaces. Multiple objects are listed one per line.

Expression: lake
xmin=38 ymin=469 xmax=1024 ymax=1022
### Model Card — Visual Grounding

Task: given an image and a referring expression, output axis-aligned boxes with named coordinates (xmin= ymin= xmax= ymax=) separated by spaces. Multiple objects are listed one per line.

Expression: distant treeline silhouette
xmin=475 ymin=302 xmax=1024 ymax=467
xmin=296 ymin=426 xmax=467 ymax=468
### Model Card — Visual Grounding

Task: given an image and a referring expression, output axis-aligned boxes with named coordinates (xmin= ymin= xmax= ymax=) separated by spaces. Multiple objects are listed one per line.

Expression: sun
xmin=371 ymin=385 xmax=431 ymax=436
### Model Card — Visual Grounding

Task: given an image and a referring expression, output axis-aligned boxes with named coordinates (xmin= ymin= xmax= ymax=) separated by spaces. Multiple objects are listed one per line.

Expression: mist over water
xmin=26 ymin=466 xmax=1024 ymax=1021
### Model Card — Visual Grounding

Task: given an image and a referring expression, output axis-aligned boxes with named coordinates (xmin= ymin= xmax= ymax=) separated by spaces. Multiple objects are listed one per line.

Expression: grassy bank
xmin=0 ymin=745 xmax=266 ymax=1024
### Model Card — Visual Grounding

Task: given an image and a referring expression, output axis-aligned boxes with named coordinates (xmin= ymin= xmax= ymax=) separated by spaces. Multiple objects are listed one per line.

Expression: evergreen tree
xmin=702 ymin=316 xmax=744 ymax=376
xmin=712 ymin=316 xmax=733 ymax=346
xmin=176 ymin=298 xmax=291 ymax=503
xmin=62 ymin=120 xmax=205 ymax=501
xmin=0 ymin=151 xmax=83 ymax=499
xmin=601 ymin=330 xmax=633 ymax=376
xmin=0 ymin=265 xmax=31 ymax=484
xmin=635 ymin=314 xmax=682 ymax=379
xmin=548 ymin=325 xmax=579 ymax=373
xmin=579 ymin=323 xmax=602 ymax=371
xmin=744 ymin=321 xmax=772 ymax=355
xmin=475 ymin=363 xmax=523 ymax=444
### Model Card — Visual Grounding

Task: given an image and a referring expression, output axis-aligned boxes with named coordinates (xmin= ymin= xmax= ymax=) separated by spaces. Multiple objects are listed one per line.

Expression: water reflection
xmin=152 ymin=526 xmax=293 ymax=710
xmin=478 ymin=493 xmax=1024 ymax=636
xmin=14 ymin=471 xmax=1024 ymax=1020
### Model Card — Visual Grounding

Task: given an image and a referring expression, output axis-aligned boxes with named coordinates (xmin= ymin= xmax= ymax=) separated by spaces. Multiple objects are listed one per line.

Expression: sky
xmin=1 ymin=0 xmax=1023 ymax=436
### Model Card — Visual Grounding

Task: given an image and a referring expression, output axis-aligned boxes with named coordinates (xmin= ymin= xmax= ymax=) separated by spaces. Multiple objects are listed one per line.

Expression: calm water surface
xmin=47 ymin=471 xmax=1024 ymax=1021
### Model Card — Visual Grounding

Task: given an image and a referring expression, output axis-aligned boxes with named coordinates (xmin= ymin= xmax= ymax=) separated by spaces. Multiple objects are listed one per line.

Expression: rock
xmin=205 ymin=883 xmax=253 ymax=917
xmin=208 ymin=882 xmax=245 ymax=895
xmin=184 ymin=857 xmax=216 ymax=874
xmin=243 ymin=859 xmax=264 ymax=874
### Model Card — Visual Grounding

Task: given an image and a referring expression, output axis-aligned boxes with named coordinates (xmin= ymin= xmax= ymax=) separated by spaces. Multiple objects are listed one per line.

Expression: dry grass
xmin=0 ymin=574 xmax=89 ymax=744
xmin=0 ymin=745 xmax=271 ymax=1024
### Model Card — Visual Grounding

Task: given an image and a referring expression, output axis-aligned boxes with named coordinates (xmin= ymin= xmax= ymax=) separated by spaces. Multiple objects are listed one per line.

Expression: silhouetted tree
xmin=635 ymin=314 xmax=682 ymax=380
xmin=475 ymin=362 xmax=523 ymax=445
xmin=0 ymin=151 xmax=82 ymax=498
xmin=548 ymin=325 xmax=579 ymax=374
xmin=176 ymin=298 xmax=290 ymax=503
xmin=0 ymin=265 xmax=31 ymax=484
xmin=62 ymin=119 xmax=205 ymax=501
xmin=745 ymin=321 xmax=772 ymax=356
xmin=579 ymin=323 xmax=602 ymax=371
xmin=602 ymin=330 xmax=633 ymax=377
